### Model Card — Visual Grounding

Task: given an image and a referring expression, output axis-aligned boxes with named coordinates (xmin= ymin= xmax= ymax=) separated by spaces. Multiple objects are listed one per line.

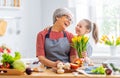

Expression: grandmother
xmin=36 ymin=8 xmax=77 ymax=68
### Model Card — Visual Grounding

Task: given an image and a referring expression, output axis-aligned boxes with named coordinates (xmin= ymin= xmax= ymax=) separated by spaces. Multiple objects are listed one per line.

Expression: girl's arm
xmin=87 ymin=43 xmax=93 ymax=57
xmin=70 ymin=55 xmax=78 ymax=63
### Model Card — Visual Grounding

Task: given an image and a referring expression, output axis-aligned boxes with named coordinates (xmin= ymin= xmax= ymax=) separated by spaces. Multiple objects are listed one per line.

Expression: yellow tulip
xmin=71 ymin=35 xmax=89 ymax=58
xmin=72 ymin=36 xmax=77 ymax=42
xmin=77 ymin=36 xmax=82 ymax=42
xmin=117 ymin=37 xmax=120 ymax=41
xmin=112 ymin=35 xmax=114 ymax=39
xmin=99 ymin=40 xmax=103 ymax=44
xmin=100 ymin=35 xmax=120 ymax=46
xmin=84 ymin=36 xmax=89 ymax=43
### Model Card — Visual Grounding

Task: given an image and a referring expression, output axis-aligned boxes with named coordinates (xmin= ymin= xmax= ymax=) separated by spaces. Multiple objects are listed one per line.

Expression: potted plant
xmin=100 ymin=35 xmax=120 ymax=55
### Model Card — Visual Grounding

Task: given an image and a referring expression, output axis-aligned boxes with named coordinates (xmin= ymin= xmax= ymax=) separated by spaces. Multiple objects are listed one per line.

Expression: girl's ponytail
xmin=92 ymin=23 xmax=98 ymax=44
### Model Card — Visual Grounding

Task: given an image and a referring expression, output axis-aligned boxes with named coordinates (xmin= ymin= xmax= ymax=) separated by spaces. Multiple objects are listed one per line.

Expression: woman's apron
xmin=45 ymin=27 xmax=70 ymax=63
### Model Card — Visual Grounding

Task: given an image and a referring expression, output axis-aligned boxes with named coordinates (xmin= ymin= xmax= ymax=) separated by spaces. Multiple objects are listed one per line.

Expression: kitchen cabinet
xmin=0 ymin=0 xmax=21 ymax=36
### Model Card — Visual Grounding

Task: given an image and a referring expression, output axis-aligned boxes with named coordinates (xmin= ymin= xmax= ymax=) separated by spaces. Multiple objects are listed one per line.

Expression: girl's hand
xmin=82 ymin=52 xmax=87 ymax=57
xmin=44 ymin=26 xmax=51 ymax=31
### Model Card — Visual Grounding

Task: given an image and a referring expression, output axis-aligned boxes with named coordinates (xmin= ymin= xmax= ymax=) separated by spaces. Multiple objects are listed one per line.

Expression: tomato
xmin=0 ymin=65 xmax=4 ymax=68
xmin=70 ymin=63 xmax=79 ymax=69
xmin=0 ymin=47 xmax=3 ymax=52
xmin=2 ymin=62 xmax=10 ymax=68
xmin=5 ymin=62 xmax=10 ymax=68
xmin=0 ymin=65 xmax=2 ymax=68
xmin=6 ymin=48 xmax=11 ymax=53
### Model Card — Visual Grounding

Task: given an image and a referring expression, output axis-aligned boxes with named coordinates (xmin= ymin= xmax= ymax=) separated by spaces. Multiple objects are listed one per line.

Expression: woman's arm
xmin=38 ymin=56 xmax=60 ymax=68
xmin=36 ymin=31 xmax=57 ymax=68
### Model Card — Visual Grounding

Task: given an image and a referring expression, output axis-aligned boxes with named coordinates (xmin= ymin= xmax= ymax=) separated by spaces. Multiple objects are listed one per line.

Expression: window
xmin=73 ymin=0 xmax=120 ymax=56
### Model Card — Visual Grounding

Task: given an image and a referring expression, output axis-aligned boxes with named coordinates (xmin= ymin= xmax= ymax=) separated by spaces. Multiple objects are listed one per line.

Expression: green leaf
xmin=91 ymin=66 xmax=105 ymax=74
xmin=1 ymin=52 xmax=21 ymax=66
xmin=14 ymin=52 xmax=21 ymax=61
xmin=1 ymin=53 xmax=14 ymax=64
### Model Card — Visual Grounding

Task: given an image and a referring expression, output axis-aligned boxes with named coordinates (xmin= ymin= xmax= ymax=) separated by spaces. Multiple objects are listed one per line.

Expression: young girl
xmin=75 ymin=19 xmax=98 ymax=66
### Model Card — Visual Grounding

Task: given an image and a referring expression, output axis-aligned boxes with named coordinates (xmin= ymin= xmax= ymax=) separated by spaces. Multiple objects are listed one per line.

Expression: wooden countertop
xmin=0 ymin=69 xmax=120 ymax=78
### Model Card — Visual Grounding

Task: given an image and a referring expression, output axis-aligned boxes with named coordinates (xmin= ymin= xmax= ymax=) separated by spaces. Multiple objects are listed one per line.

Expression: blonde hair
xmin=82 ymin=19 xmax=99 ymax=44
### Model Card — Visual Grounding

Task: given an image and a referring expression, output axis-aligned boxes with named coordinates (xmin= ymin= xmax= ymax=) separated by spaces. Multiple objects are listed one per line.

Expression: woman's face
xmin=75 ymin=20 xmax=89 ymax=36
xmin=56 ymin=15 xmax=72 ymax=30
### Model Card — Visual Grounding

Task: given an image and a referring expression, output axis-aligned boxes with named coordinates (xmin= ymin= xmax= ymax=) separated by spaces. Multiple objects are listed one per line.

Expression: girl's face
xmin=56 ymin=15 xmax=72 ymax=30
xmin=75 ymin=20 xmax=89 ymax=36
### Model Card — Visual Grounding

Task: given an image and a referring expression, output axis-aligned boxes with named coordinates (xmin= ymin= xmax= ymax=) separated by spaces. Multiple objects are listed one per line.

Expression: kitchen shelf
xmin=0 ymin=6 xmax=20 ymax=10
xmin=0 ymin=16 xmax=21 ymax=19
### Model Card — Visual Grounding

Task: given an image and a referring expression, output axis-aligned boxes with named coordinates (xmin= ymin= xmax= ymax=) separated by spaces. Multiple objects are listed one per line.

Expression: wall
xmin=40 ymin=0 xmax=68 ymax=28
xmin=40 ymin=0 xmax=76 ymax=34
xmin=21 ymin=0 xmax=41 ymax=58
xmin=0 ymin=0 xmax=41 ymax=58
xmin=0 ymin=0 xmax=76 ymax=58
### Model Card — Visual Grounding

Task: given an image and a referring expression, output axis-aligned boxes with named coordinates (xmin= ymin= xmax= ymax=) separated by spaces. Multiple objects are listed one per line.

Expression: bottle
xmin=17 ymin=0 xmax=20 ymax=7
xmin=11 ymin=0 xmax=14 ymax=7
xmin=14 ymin=0 xmax=16 ymax=7
xmin=14 ymin=0 xmax=20 ymax=7
xmin=4 ymin=0 xmax=6 ymax=6
xmin=0 ymin=0 xmax=6 ymax=6
xmin=0 ymin=0 xmax=3 ymax=6
xmin=6 ymin=0 xmax=11 ymax=6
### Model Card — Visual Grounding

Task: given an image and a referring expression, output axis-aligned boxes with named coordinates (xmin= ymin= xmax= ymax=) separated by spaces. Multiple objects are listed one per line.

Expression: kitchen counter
xmin=0 ymin=69 xmax=120 ymax=78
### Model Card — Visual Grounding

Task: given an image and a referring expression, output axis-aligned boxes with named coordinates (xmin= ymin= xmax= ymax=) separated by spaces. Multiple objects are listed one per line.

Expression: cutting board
xmin=0 ymin=19 xmax=7 ymax=36
xmin=0 ymin=68 xmax=24 ymax=75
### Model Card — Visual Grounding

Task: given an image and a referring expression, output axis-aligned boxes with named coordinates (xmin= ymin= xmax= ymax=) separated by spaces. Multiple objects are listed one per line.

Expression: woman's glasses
xmin=63 ymin=15 xmax=73 ymax=24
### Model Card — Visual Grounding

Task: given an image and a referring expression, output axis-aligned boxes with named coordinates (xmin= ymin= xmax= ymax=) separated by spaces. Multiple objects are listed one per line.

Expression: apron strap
xmin=45 ymin=27 xmax=52 ymax=38
xmin=63 ymin=31 xmax=66 ymax=37
xmin=45 ymin=27 xmax=66 ymax=38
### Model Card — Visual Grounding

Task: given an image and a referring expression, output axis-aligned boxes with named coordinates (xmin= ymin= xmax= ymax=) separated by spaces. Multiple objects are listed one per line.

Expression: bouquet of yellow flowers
xmin=71 ymin=35 xmax=89 ymax=58
xmin=100 ymin=35 xmax=120 ymax=46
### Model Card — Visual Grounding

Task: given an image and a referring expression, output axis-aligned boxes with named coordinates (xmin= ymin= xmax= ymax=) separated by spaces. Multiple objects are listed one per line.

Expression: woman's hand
xmin=38 ymin=56 xmax=61 ymax=68
xmin=54 ymin=60 xmax=62 ymax=67
xmin=52 ymin=60 xmax=62 ymax=72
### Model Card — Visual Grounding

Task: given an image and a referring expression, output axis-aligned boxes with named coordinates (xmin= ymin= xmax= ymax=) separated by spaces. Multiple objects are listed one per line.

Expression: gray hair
xmin=53 ymin=8 xmax=73 ymax=24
